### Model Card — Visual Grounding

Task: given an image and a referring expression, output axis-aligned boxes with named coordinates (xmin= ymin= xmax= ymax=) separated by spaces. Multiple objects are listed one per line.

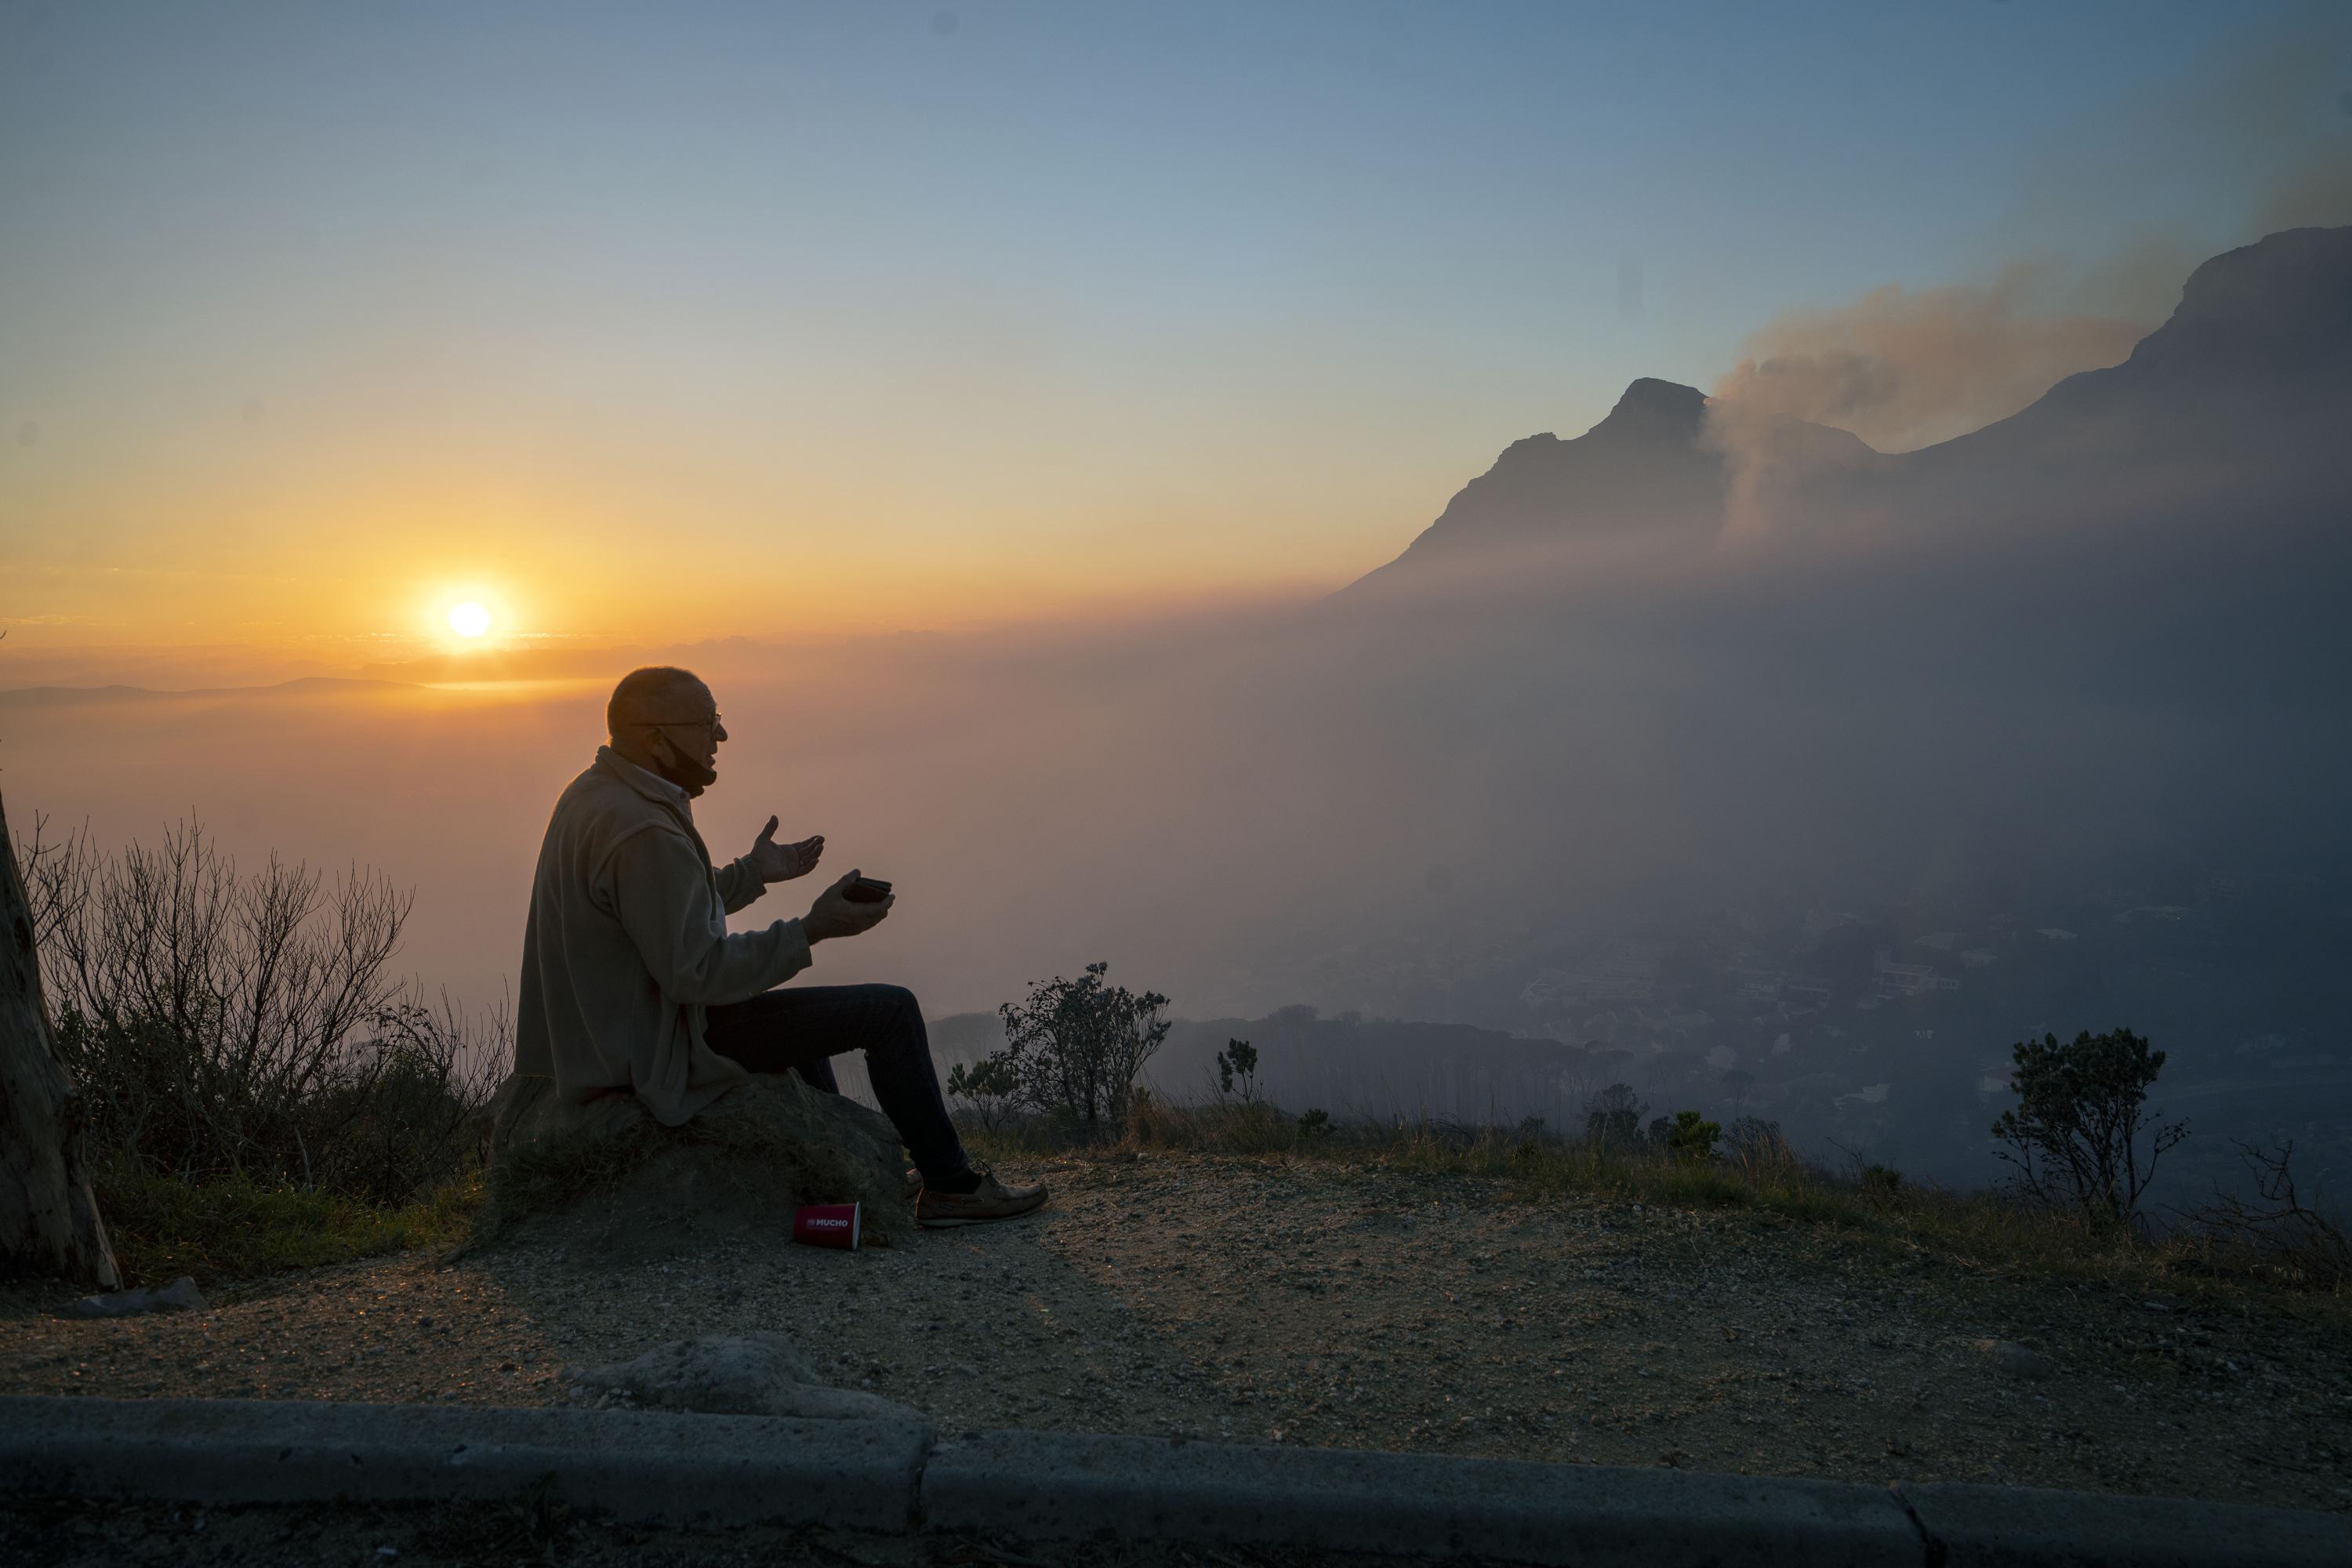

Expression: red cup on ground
xmin=793 ymin=1202 xmax=862 ymax=1250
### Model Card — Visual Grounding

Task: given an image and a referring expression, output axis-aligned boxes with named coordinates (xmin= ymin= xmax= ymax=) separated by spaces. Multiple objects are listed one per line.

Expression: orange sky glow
xmin=5 ymin=6 xmax=2338 ymax=688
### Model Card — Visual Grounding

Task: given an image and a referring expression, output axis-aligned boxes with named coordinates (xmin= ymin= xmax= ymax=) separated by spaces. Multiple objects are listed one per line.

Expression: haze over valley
xmin=11 ymin=219 xmax=2351 ymax=1207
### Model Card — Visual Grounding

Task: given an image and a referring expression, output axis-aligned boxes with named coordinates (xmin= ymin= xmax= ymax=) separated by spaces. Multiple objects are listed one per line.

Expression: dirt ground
xmin=5 ymin=1150 xmax=2350 ymax=1513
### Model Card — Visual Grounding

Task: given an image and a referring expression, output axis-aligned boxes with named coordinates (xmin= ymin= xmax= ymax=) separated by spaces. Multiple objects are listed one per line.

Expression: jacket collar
xmin=596 ymin=745 xmax=694 ymax=819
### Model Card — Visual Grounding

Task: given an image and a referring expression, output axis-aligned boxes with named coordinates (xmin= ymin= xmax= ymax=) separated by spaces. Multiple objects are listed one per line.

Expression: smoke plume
xmin=1708 ymin=262 xmax=2147 ymax=456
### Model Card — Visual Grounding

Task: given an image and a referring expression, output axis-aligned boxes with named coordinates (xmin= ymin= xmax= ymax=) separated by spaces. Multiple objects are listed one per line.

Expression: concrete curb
xmin=920 ymin=1429 xmax=1919 ymax=1566
xmin=1896 ymin=1481 xmax=2351 ymax=1568
xmin=2 ymin=1396 xmax=2345 ymax=1566
xmin=0 ymin=1396 xmax=932 ymax=1533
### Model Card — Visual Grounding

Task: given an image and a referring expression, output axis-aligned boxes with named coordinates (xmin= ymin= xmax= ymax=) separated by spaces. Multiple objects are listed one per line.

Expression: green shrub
xmin=988 ymin=962 xmax=1171 ymax=1141
xmin=1666 ymin=1109 xmax=1722 ymax=1163
xmin=1992 ymin=1026 xmax=2187 ymax=1229
xmin=1216 ymin=1037 xmax=1261 ymax=1102
xmin=1298 ymin=1107 xmax=1334 ymax=1138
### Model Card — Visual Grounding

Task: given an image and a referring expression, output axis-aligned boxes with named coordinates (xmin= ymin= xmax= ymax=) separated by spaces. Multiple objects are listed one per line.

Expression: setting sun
xmin=447 ymin=602 xmax=492 ymax=637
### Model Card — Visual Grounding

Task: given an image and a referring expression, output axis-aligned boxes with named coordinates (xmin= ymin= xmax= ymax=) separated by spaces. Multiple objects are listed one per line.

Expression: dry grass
xmin=92 ymin=1161 xmax=480 ymax=1287
xmin=966 ymin=1098 xmax=2351 ymax=1305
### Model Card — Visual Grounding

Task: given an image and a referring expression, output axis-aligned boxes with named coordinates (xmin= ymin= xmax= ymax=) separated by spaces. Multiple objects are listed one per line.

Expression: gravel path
xmin=5 ymin=1150 xmax=2349 ymax=1512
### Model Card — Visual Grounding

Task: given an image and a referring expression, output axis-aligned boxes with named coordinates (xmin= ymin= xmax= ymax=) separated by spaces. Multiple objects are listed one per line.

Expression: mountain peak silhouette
xmin=2152 ymin=225 xmax=2352 ymax=368
xmin=1920 ymin=223 xmax=2352 ymax=474
xmin=1343 ymin=378 xmax=1725 ymax=589
xmin=1591 ymin=377 xmax=1710 ymax=443
xmin=1346 ymin=224 xmax=2351 ymax=595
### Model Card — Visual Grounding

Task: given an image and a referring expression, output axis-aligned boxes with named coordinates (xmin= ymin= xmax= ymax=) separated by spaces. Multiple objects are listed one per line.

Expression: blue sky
xmin=2 ymin=1 xmax=2343 ymax=651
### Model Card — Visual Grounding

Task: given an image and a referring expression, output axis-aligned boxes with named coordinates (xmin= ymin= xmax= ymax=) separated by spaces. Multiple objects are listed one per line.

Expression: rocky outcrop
xmin=479 ymin=1069 xmax=913 ymax=1259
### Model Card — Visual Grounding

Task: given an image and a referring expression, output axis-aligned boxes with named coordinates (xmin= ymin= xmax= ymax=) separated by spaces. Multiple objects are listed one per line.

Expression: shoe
xmin=916 ymin=1166 xmax=1049 ymax=1229
xmin=902 ymin=1167 xmax=924 ymax=1201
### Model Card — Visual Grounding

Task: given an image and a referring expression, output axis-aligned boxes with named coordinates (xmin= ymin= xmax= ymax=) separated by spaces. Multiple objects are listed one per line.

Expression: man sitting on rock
xmin=515 ymin=665 xmax=1047 ymax=1228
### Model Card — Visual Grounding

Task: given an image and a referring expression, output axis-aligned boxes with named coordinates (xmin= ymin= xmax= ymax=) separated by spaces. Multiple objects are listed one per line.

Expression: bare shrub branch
xmin=16 ymin=815 xmax=493 ymax=1204
xmin=2187 ymin=1138 xmax=2351 ymax=1290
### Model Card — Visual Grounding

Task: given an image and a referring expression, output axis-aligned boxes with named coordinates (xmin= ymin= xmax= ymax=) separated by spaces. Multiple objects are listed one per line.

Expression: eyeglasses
xmin=637 ymin=713 xmax=724 ymax=736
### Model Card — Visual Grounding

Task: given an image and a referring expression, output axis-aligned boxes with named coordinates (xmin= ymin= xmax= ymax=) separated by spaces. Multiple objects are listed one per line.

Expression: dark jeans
xmin=703 ymin=983 xmax=971 ymax=1184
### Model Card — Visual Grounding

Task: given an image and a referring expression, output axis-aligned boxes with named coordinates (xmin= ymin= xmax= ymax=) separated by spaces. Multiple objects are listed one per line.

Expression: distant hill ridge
xmin=1346 ymin=223 xmax=2352 ymax=592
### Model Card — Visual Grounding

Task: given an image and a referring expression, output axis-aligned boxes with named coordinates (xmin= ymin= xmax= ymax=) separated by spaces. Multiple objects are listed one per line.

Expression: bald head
xmin=607 ymin=666 xmax=712 ymax=741
xmin=605 ymin=666 xmax=728 ymax=795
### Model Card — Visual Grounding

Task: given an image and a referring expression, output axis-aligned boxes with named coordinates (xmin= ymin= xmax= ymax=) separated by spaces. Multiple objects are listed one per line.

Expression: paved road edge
xmin=2 ymin=1396 xmax=2343 ymax=1567
xmin=0 ymin=1396 xmax=931 ymax=1534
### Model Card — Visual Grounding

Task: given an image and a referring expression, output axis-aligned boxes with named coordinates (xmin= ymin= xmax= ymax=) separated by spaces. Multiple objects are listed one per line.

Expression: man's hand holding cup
xmin=804 ymin=868 xmax=895 ymax=944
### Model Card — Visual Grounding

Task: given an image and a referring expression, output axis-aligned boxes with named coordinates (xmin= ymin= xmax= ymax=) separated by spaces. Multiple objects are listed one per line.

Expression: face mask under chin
xmin=654 ymin=741 xmax=718 ymax=796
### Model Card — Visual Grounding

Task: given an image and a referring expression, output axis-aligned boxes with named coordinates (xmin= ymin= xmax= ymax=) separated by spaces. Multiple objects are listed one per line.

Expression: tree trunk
xmin=0 ymin=789 xmax=119 ymax=1287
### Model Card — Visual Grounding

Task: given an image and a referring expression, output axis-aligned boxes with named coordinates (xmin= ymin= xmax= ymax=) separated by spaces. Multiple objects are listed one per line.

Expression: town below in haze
xmin=1175 ymin=862 xmax=2352 ymax=1197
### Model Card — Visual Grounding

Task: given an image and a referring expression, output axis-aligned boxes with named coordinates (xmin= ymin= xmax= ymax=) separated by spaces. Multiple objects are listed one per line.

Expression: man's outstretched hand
xmin=804 ymin=868 xmax=893 ymax=945
xmin=750 ymin=816 xmax=825 ymax=884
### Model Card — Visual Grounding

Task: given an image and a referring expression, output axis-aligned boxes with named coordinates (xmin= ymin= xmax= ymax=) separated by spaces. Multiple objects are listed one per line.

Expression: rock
xmin=1973 ymin=1338 xmax=2056 ymax=1379
xmin=566 ymin=1333 xmax=920 ymax=1421
xmin=63 ymin=1276 xmax=205 ymax=1319
xmin=480 ymin=1069 xmax=913 ymax=1258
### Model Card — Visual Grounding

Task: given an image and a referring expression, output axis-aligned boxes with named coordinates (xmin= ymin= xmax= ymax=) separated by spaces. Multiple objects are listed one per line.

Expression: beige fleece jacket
xmin=514 ymin=746 xmax=812 ymax=1124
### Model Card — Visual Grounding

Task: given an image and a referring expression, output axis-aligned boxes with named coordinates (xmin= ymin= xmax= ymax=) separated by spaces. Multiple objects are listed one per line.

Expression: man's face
xmin=644 ymin=683 xmax=728 ymax=793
